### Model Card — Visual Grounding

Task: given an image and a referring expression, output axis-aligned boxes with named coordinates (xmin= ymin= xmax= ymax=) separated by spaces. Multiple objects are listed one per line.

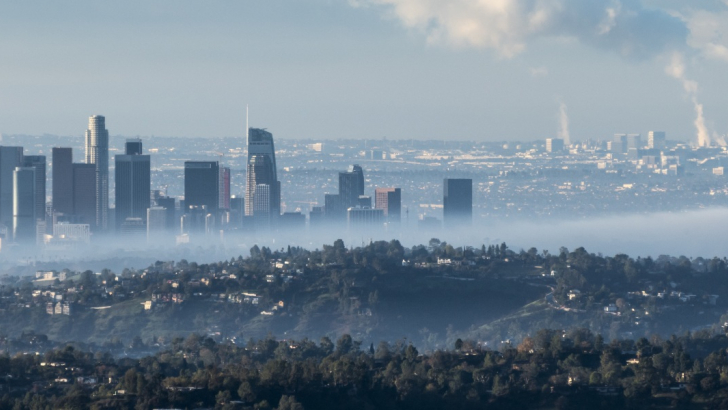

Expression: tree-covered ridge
xmin=6 ymin=329 xmax=728 ymax=409
xmin=1 ymin=239 xmax=728 ymax=349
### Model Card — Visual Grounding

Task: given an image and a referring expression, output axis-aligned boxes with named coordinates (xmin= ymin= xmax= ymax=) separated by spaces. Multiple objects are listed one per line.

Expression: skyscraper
xmin=52 ymin=148 xmax=74 ymax=216
xmin=154 ymin=196 xmax=176 ymax=231
xmin=125 ymin=138 xmax=143 ymax=155
xmin=324 ymin=164 xmax=365 ymax=222
xmin=648 ymin=131 xmax=666 ymax=150
xmin=443 ymin=178 xmax=473 ymax=226
xmin=13 ymin=167 xmax=36 ymax=242
xmin=245 ymin=128 xmax=280 ymax=219
xmin=375 ymin=187 xmax=401 ymax=223
xmin=147 ymin=206 xmax=168 ymax=241
xmin=546 ymin=138 xmax=564 ymax=153
xmin=72 ymin=164 xmax=97 ymax=226
xmin=184 ymin=161 xmax=219 ymax=212
xmin=22 ymin=155 xmax=46 ymax=222
xmin=0 ymin=147 xmax=24 ymax=231
xmin=85 ymin=115 xmax=109 ymax=230
xmin=219 ymin=166 xmax=230 ymax=210
xmin=115 ymin=140 xmax=151 ymax=231
xmin=246 ymin=155 xmax=277 ymax=226
xmin=347 ymin=207 xmax=384 ymax=229
xmin=253 ymin=183 xmax=271 ymax=218
xmin=339 ymin=165 xmax=364 ymax=208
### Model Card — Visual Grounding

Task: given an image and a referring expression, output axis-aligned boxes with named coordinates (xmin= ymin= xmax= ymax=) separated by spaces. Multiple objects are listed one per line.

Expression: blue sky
xmin=1 ymin=0 xmax=727 ymax=142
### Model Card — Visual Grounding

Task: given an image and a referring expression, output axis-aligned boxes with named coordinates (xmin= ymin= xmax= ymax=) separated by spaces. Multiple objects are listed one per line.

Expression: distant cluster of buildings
xmin=309 ymin=164 xmax=472 ymax=230
xmin=545 ymin=131 xmax=666 ymax=154
xmin=0 ymin=114 xmax=477 ymax=250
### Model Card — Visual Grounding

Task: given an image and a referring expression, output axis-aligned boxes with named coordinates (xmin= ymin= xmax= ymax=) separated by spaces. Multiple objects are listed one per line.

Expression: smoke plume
xmin=665 ymin=52 xmax=710 ymax=147
xmin=558 ymin=102 xmax=570 ymax=146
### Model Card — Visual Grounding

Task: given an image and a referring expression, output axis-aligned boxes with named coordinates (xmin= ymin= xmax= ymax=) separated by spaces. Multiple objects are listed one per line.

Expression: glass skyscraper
xmin=245 ymin=128 xmax=280 ymax=221
xmin=84 ymin=115 xmax=109 ymax=230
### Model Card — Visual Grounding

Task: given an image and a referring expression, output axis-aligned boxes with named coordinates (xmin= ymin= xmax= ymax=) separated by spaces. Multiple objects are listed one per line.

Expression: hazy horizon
xmin=2 ymin=1 xmax=728 ymax=142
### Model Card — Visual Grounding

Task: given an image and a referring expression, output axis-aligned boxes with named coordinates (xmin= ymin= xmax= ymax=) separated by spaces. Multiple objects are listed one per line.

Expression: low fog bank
xmin=3 ymin=207 xmax=727 ymax=274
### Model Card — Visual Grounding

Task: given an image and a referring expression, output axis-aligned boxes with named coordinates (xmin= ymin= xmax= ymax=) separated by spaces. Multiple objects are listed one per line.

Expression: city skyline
xmin=1 ymin=2 xmax=728 ymax=143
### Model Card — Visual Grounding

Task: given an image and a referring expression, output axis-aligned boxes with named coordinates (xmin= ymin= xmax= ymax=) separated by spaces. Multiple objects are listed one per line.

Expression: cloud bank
xmin=355 ymin=0 xmax=689 ymax=59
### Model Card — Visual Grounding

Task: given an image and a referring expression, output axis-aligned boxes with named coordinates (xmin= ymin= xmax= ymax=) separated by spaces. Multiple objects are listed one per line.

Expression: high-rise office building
xmin=252 ymin=183 xmax=271 ymax=218
xmin=546 ymin=138 xmax=564 ymax=153
xmin=0 ymin=147 xmax=24 ymax=230
xmin=309 ymin=206 xmax=325 ymax=227
xmin=246 ymin=128 xmax=280 ymax=219
xmin=648 ymin=131 xmax=666 ymax=150
xmin=324 ymin=164 xmax=365 ymax=222
xmin=443 ymin=178 xmax=473 ymax=226
xmin=626 ymin=134 xmax=642 ymax=150
xmin=324 ymin=193 xmax=344 ymax=221
xmin=219 ymin=167 xmax=230 ymax=210
xmin=22 ymin=155 xmax=46 ymax=222
xmin=125 ymin=138 xmax=143 ymax=155
xmin=339 ymin=165 xmax=364 ymax=207
xmin=612 ymin=134 xmax=628 ymax=153
xmin=119 ymin=218 xmax=145 ymax=236
xmin=358 ymin=195 xmax=372 ymax=208
xmin=280 ymin=212 xmax=305 ymax=231
xmin=246 ymin=155 xmax=278 ymax=224
xmin=13 ymin=167 xmax=36 ymax=242
xmin=347 ymin=207 xmax=384 ymax=229
xmin=115 ymin=140 xmax=151 ymax=231
xmin=147 ymin=206 xmax=168 ymax=241
xmin=73 ymin=164 xmax=96 ymax=225
xmin=155 ymin=196 xmax=176 ymax=231
xmin=85 ymin=115 xmax=109 ymax=230
xmin=229 ymin=196 xmax=244 ymax=228
xmin=52 ymin=148 xmax=74 ymax=216
xmin=375 ymin=187 xmax=401 ymax=223
xmin=184 ymin=161 xmax=219 ymax=212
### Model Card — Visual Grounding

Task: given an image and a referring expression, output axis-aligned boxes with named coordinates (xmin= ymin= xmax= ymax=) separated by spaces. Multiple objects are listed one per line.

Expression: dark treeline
xmin=6 ymin=329 xmax=728 ymax=409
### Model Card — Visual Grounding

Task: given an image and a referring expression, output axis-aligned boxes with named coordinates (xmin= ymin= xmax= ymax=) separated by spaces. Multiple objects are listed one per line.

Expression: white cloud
xmin=687 ymin=9 xmax=728 ymax=62
xmin=529 ymin=66 xmax=549 ymax=77
xmin=357 ymin=0 xmax=688 ymax=59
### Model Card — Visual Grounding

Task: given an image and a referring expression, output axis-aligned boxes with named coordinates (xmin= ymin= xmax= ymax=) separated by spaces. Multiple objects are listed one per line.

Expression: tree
xmin=335 ymin=334 xmax=354 ymax=355
xmin=250 ymin=245 xmax=261 ymax=259
xmin=277 ymin=395 xmax=304 ymax=410
xmin=80 ymin=270 xmax=95 ymax=288
xmin=238 ymin=381 xmax=256 ymax=403
xmin=319 ymin=337 xmax=334 ymax=356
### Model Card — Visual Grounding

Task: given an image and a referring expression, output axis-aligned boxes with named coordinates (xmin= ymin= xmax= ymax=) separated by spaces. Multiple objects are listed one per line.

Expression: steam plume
xmin=665 ymin=52 xmax=710 ymax=147
xmin=558 ymin=102 xmax=570 ymax=146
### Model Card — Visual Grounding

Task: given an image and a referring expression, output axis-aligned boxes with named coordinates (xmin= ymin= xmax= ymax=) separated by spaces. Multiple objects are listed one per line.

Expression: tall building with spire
xmin=84 ymin=115 xmax=109 ymax=230
xmin=245 ymin=128 xmax=280 ymax=222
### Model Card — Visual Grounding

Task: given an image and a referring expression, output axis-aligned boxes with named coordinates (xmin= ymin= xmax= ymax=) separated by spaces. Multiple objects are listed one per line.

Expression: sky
xmin=1 ymin=0 xmax=728 ymax=142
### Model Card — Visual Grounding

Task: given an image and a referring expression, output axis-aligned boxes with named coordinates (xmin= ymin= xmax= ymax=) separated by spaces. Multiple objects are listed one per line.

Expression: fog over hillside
xmin=2 ymin=207 xmax=726 ymax=275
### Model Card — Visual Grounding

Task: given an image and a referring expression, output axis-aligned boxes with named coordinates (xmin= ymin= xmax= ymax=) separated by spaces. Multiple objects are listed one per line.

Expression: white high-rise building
xmin=546 ymin=138 xmax=564 ymax=153
xmin=648 ymin=131 xmax=666 ymax=150
xmin=147 ymin=206 xmax=167 ymax=241
xmin=12 ymin=167 xmax=36 ymax=242
xmin=85 ymin=115 xmax=109 ymax=231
